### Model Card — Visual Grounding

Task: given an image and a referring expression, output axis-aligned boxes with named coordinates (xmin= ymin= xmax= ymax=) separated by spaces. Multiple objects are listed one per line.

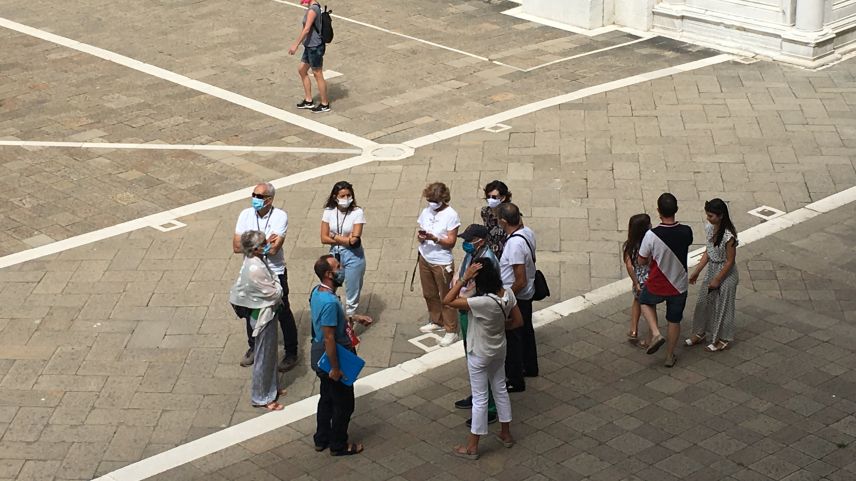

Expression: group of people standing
xmin=226 ymin=182 xmax=740 ymax=459
xmin=623 ymin=193 xmax=740 ymax=367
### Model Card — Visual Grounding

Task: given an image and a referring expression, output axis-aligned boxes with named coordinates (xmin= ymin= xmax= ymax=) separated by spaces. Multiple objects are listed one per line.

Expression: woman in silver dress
xmin=230 ymin=230 xmax=285 ymax=410
xmin=685 ymin=199 xmax=739 ymax=352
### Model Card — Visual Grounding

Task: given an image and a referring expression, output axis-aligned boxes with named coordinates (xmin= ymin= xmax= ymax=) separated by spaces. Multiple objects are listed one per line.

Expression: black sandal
xmin=330 ymin=443 xmax=363 ymax=456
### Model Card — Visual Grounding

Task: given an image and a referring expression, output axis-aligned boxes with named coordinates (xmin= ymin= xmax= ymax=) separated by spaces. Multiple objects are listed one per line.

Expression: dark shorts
xmin=638 ymin=286 xmax=688 ymax=323
xmin=301 ymin=44 xmax=325 ymax=69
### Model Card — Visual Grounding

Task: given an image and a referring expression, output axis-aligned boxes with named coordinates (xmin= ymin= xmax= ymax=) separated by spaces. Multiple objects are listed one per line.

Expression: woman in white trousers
xmin=443 ymin=258 xmax=522 ymax=459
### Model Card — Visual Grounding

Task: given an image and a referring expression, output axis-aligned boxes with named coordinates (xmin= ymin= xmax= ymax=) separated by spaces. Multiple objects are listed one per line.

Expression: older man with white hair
xmin=232 ymin=182 xmax=299 ymax=372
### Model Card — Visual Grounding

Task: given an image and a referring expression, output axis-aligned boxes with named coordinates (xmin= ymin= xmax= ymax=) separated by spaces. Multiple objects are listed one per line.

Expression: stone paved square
xmin=2 ymin=0 xmax=856 ymax=480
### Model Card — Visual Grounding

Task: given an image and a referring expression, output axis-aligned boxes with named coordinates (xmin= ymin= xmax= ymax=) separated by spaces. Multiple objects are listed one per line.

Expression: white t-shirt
xmin=321 ymin=207 xmax=366 ymax=237
xmin=235 ymin=207 xmax=288 ymax=275
xmin=417 ymin=205 xmax=461 ymax=265
xmin=500 ymin=226 xmax=536 ymax=301
xmin=466 ymin=290 xmax=516 ymax=358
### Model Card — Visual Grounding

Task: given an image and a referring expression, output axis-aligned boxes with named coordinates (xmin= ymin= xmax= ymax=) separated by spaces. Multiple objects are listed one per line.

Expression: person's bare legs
xmin=497 ymin=422 xmax=513 ymax=445
xmin=640 ymin=304 xmax=660 ymax=342
xmin=665 ymin=322 xmax=681 ymax=359
xmin=312 ymin=68 xmax=329 ymax=105
xmin=298 ymin=63 xmax=312 ymax=102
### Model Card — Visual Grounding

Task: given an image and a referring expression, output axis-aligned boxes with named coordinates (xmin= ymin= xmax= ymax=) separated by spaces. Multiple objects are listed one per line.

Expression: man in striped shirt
xmin=637 ymin=193 xmax=693 ymax=367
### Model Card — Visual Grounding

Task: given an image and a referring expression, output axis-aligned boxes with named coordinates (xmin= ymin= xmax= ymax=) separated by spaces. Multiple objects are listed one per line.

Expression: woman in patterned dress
xmin=685 ymin=199 xmax=739 ymax=352
xmin=480 ymin=180 xmax=512 ymax=258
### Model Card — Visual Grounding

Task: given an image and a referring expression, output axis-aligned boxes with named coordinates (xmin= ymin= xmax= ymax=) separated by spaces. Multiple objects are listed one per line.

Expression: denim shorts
xmin=638 ymin=286 xmax=688 ymax=323
xmin=301 ymin=44 xmax=325 ymax=69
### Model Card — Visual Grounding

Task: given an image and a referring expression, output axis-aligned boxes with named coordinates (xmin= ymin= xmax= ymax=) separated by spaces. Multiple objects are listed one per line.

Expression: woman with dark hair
xmin=444 ymin=258 xmax=522 ymax=459
xmin=481 ymin=180 xmax=512 ymax=257
xmin=686 ymin=198 xmax=739 ymax=352
xmin=623 ymin=213 xmax=652 ymax=346
xmin=320 ymin=181 xmax=366 ymax=316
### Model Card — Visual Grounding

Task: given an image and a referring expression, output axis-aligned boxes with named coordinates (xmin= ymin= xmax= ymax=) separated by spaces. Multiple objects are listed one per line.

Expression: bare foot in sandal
xmin=253 ymin=401 xmax=284 ymax=411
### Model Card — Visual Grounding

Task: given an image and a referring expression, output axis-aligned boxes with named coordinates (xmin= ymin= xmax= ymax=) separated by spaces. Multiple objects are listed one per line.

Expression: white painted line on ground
xmin=0 ymin=154 xmax=375 ymax=270
xmin=407 ymin=332 xmax=443 ymax=353
xmin=483 ymin=123 xmax=512 ymax=133
xmin=323 ymin=69 xmax=343 ymax=79
xmin=94 ymin=183 xmax=856 ymax=481
xmin=747 ymin=205 xmax=786 ymax=221
xmin=271 ymin=0 xmax=493 ymax=63
xmin=0 ymin=140 xmax=363 ymax=155
xmin=0 ymin=17 xmax=376 ymax=150
xmin=403 ymin=54 xmax=735 ymax=149
xmin=522 ymin=37 xmax=653 ymax=72
xmin=150 ymin=220 xmax=186 ymax=233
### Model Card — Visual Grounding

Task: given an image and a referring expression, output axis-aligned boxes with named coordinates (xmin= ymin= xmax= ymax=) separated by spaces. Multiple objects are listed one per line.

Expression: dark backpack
xmin=312 ymin=5 xmax=334 ymax=44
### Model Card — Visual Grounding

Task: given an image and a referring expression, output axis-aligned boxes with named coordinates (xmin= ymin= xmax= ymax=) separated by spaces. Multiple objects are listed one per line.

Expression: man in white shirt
xmin=497 ymin=203 xmax=538 ymax=393
xmin=232 ymin=183 xmax=299 ymax=372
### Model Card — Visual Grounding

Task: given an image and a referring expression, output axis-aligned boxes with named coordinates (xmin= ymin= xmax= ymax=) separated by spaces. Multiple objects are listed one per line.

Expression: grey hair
xmin=259 ymin=182 xmax=275 ymax=198
xmin=240 ymin=230 xmax=266 ymax=257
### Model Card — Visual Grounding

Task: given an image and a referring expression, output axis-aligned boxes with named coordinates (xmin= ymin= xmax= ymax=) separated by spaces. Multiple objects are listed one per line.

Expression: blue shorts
xmin=638 ymin=286 xmax=687 ymax=323
xmin=301 ymin=44 xmax=325 ymax=69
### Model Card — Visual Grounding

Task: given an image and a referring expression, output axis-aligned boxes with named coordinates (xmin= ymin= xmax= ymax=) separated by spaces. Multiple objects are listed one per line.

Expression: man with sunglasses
xmin=232 ymin=183 xmax=299 ymax=372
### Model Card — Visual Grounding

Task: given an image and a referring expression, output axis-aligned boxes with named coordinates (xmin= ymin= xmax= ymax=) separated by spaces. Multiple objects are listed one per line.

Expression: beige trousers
xmin=418 ymin=254 xmax=458 ymax=333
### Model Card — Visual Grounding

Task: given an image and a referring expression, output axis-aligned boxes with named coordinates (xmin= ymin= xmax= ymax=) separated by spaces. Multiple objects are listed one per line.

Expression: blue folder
xmin=317 ymin=344 xmax=366 ymax=386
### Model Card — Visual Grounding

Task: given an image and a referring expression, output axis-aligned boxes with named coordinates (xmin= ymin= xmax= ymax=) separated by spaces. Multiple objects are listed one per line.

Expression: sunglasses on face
xmin=251 ymin=193 xmax=269 ymax=199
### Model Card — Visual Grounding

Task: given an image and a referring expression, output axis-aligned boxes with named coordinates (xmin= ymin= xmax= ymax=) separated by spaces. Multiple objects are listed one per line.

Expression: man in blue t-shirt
xmin=310 ymin=255 xmax=372 ymax=456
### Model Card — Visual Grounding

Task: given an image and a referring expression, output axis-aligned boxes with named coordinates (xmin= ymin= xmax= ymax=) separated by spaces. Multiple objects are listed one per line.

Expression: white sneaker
xmin=419 ymin=322 xmax=443 ymax=333
xmin=439 ymin=332 xmax=459 ymax=347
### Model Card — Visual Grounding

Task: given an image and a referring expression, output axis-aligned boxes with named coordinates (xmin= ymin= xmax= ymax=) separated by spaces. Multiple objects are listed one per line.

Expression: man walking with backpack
xmin=288 ymin=0 xmax=331 ymax=113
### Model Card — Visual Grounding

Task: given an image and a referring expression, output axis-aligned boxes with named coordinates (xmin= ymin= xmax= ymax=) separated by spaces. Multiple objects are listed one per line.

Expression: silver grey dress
xmin=692 ymin=224 xmax=739 ymax=342
xmin=230 ymin=256 xmax=282 ymax=406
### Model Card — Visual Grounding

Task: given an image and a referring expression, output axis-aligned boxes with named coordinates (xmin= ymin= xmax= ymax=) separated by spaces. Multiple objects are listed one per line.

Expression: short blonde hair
xmin=422 ymin=182 xmax=451 ymax=204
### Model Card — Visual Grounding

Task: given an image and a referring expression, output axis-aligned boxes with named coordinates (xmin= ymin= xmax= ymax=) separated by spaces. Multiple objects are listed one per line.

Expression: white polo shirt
xmin=499 ymin=226 xmax=536 ymax=301
xmin=235 ymin=207 xmax=288 ymax=275
xmin=417 ymin=205 xmax=461 ymax=265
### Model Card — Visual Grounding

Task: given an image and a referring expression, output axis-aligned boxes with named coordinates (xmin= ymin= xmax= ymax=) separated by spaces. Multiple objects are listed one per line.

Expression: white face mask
xmin=486 ymin=198 xmax=501 ymax=208
xmin=427 ymin=201 xmax=441 ymax=211
xmin=337 ymin=197 xmax=353 ymax=208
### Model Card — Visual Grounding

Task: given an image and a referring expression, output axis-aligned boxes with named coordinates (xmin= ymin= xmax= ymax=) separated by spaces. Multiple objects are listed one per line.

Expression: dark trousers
xmin=245 ymin=270 xmax=298 ymax=358
xmin=518 ymin=298 xmax=539 ymax=376
xmin=314 ymin=374 xmax=355 ymax=452
xmin=505 ymin=327 xmax=524 ymax=388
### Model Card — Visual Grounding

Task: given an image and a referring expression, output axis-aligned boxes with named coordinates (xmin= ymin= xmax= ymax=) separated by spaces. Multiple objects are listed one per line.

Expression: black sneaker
xmin=454 ymin=396 xmax=473 ymax=410
xmin=278 ymin=355 xmax=298 ymax=372
xmin=296 ymin=99 xmax=315 ymax=109
xmin=239 ymin=348 xmax=254 ymax=367
xmin=466 ymin=412 xmax=498 ymax=427
xmin=311 ymin=103 xmax=331 ymax=113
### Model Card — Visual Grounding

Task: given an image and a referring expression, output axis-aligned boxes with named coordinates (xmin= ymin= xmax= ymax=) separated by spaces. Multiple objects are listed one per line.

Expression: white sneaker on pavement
xmin=439 ymin=332 xmax=459 ymax=347
xmin=419 ymin=322 xmax=443 ymax=333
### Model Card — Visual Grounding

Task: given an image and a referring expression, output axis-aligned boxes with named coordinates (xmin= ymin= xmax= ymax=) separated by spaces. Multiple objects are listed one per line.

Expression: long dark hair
xmin=705 ymin=198 xmax=737 ymax=247
xmin=472 ymin=258 xmax=503 ymax=297
xmin=623 ymin=214 xmax=651 ymax=263
xmin=324 ymin=181 xmax=358 ymax=212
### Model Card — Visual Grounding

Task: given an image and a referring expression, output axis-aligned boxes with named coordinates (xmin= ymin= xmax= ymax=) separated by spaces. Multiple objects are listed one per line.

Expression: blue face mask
xmin=462 ymin=241 xmax=476 ymax=254
xmin=251 ymin=197 xmax=265 ymax=211
xmin=332 ymin=269 xmax=345 ymax=287
xmin=261 ymin=244 xmax=271 ymax=256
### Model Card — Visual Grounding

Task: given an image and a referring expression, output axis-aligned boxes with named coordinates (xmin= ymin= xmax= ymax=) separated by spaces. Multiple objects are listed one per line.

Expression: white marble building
xmin=521 ymin=0 xmax=856 ymax=67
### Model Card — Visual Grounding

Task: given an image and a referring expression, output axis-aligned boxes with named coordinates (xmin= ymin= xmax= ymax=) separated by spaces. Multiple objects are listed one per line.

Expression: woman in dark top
xmin=480 ymin=180 xmax=512 ymax=257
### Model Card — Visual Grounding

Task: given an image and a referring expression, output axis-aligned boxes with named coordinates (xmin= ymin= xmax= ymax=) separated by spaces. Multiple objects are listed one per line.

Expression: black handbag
xmin=507 ymin=233 xmax=550 ymax=301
